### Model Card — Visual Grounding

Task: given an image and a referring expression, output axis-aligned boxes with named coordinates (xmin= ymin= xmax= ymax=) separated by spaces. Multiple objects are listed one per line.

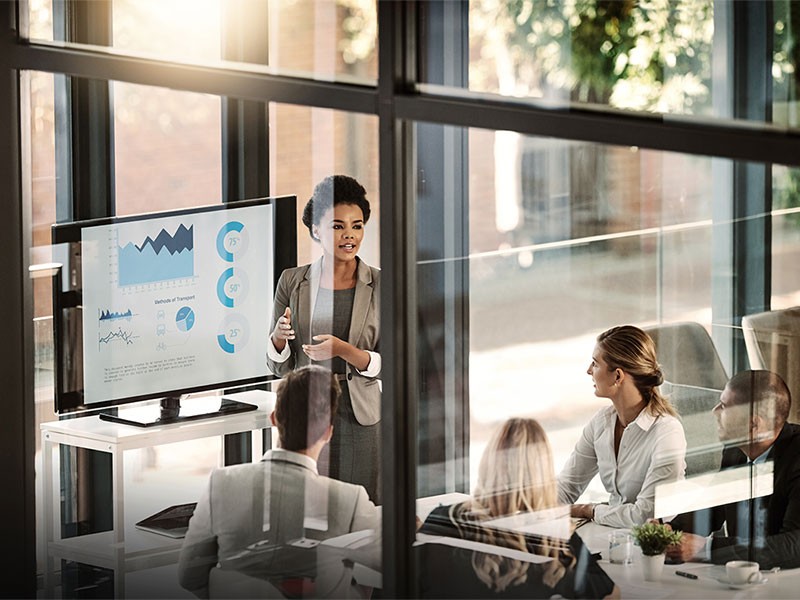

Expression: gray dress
xmin=312 ymin=287 xmax=381 ymax=504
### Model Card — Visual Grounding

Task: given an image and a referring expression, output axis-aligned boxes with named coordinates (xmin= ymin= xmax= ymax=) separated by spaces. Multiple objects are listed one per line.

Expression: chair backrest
xmin=742 ymin=306 xmax=800 ymax=424
xmin=643 ymin=322 xmax=728 ymax=477
xmin=643 ymin=322 xmax=728 ymax=390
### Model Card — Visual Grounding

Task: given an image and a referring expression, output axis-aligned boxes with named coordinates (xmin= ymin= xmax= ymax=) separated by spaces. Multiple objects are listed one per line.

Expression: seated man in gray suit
xmin=178 ymin=365 xmax=380 ymax=597
xmin=666 ymin=370 xmax=800 ymax=569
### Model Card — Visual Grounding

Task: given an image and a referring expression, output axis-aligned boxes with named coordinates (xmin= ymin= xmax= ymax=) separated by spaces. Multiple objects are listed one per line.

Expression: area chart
xmin=118 ymin=224 xmax=194 ymax=286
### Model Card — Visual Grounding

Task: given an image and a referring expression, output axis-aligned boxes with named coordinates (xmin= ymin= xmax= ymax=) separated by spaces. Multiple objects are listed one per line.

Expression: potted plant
xmin=631 ymin=522 xmax=683 ymax=581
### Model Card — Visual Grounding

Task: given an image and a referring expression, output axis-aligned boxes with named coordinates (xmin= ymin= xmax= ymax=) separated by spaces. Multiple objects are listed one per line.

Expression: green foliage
xmin=774 ymin=167 xmax=800 ymax=227
xmin=469 ymin=0 xmax=714 ymax=112
xmin=631 ymin=522 xmax=683 ymax=556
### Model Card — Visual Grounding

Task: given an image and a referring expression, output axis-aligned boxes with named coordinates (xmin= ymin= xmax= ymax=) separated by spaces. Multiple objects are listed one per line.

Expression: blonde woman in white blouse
xmin=557 ymin=325 xmax=687 ymax=528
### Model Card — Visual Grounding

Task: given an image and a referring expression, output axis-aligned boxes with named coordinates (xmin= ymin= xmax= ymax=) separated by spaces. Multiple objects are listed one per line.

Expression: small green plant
xmin=631 ymin=522 xmax=683 ymax=556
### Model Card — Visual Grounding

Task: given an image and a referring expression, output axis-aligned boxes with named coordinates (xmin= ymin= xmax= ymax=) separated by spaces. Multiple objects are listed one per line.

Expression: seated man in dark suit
xmin=667 ymin=370 xmax=800 ymax=569
xmin=178 ymin=365 xmax=380 ymax=598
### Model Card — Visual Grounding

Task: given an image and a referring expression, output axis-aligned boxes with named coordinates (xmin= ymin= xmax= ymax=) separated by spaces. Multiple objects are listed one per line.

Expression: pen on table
xmin=675 ymin=570 xmax=698 ymax=580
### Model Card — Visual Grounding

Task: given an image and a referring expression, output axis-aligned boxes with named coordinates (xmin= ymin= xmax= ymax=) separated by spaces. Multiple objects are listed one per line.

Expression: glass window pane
xmin=413 ymin=121 xmax=792 ymax=594
xmin=270 ymin=103 xmax=379 ymax=266
xmin=110 ymin=0 xmax=377 ymax=83
xmin=113 ymin=83 xmax=222 ymax=214
xmin=769 ymin=164 xmax=800 ymax=426
xmin=113 ymin=0 xmax=222 ymax=62
xmin=269 ymin=0 xmax=377 ymax=81
xmin=458 ymin=0 xmax=800 ymax=130
xmin=29 ymin=0 xmax=54 ymax=41
xmin=467 ymin=1 xmax=714 ymax=113
xmin=772 ymin=165 xmax=800 ymax=310
xmin=774 ymin=0 xmax=800 ymax=129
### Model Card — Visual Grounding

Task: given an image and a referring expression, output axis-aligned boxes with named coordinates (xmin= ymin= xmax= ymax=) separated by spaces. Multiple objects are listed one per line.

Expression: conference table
xmin=416 ymin=494 xmax=800 ymax=599
xmin=576 ymin=521 xmax=799 ymax=599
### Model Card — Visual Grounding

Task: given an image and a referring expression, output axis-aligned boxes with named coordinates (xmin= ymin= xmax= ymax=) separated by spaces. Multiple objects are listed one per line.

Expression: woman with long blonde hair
xmin=419 ymin=419 xmax=618 ymax=599
xmin=558 ymin=325 xmax=687 ymax=528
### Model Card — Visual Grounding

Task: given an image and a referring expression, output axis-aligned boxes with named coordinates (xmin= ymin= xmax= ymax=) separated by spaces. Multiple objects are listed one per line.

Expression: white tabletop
xmin=577 ymin=522 xmax=799 ymax=599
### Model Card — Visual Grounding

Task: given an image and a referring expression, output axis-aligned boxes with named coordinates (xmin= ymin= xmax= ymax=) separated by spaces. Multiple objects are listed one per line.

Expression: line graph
xmin=98 ymin=327 xmax=139 ymax=346
xmin=118 ymin=224 xmax=194 ymax=286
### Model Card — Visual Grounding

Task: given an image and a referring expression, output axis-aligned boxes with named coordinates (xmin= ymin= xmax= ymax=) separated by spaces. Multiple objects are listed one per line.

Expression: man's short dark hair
xmin=275 ymin=365 xmax=341 ymax=452
xmin=726 ymin=369 xmax=791 ymax=428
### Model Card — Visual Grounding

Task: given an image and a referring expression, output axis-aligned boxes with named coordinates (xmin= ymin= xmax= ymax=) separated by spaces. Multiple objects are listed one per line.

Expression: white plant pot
xmin=641 ymin=553 xmax=666 ymax=582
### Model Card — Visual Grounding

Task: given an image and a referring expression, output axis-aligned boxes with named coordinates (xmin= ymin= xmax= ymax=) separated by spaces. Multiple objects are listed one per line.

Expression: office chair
xmin=742 ymin=306 xmax=800 ymax=424
xmin=643 ymin=322 xmax=728 ymax=477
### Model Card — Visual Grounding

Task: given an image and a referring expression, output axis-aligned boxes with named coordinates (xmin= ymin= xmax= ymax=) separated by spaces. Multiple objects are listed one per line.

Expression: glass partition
xmin=113 ymin=83 xmax=222 ymax=214
xmin=413 ymin=120 xmax=799 ymax=595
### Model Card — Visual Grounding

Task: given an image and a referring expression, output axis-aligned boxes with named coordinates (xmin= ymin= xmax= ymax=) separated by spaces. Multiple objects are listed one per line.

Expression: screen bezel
xmin=51 ymin=196 xmax=297 ymax=415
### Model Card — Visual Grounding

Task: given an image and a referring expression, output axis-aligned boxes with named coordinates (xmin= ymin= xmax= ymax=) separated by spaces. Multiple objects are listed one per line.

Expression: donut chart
xmin=216 ymin=221 xmax=249 ymax=262
xmin=217 ymin=313 xmax=250 ymax=354
xmin=216 ymin=267 xmax=249 ymax=308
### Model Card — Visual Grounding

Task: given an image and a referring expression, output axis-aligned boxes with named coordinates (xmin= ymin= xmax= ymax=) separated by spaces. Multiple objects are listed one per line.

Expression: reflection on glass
xmin=269 ymin=0 xmax=377 ymax=81
xmin=178 ymin=367 xmax=381 ymax=597
xmin=415 ymin=120 xmax=800 ymax=586
xmin=467 ymin=130 xmax=716 ymax=492
xmin=29 ymin=0 xmax=54 ymax=41
xmin=665 ymin=370 xmax=800 ymax=570
xmin=468 ymin=0 xmax=713 ymax=114
xmin=417 ymin=419 xmax=615 ymax=598
xmin=466 ymin=0 xmax=800 ymax=127
xmin=113 ymin=0 xmax=221 ymax=62
xmin=113 ymin=83 xmax=221 ymax=214
xmin=772 ymin=165 xmax=800 ymax=309
xmin=773 ymin=0 xmax=800 ymax=129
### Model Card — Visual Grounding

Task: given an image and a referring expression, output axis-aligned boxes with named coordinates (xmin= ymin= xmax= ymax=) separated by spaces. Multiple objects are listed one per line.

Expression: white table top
xmin=577 ymin=521 xmax=799 ymax=599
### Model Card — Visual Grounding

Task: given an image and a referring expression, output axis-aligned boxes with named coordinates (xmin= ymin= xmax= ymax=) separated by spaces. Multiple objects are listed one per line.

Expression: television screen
xmin=52 ymin=196 xmax=296 ymax=423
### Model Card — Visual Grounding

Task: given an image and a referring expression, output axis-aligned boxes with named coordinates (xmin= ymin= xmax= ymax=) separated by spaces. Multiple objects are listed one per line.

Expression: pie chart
xmin=176 ymin=306 xmax=195 ymax=332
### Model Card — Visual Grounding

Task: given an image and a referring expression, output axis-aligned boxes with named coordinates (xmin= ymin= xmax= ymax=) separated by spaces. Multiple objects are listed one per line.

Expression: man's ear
xmin=751 ymin=413 xmax=766 ymax=432
xmin=269 ymin=411 xmax=277 ymax=427
xmin=323 ymin=424 xmax=334 ymax=443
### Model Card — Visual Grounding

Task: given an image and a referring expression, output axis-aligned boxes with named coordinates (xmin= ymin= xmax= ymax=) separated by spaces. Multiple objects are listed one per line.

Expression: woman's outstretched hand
xmin=302 ymin=334 xmax=341 ymax=361
xmin=271 ymin=307 xmax=295 ymax=351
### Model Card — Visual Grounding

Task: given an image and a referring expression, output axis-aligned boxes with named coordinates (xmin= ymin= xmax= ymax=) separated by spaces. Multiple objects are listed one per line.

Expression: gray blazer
xmin=178 ymin=449 xmax=380 ymax=597
xmin=265 ymin=257 xmax=381 ymax=425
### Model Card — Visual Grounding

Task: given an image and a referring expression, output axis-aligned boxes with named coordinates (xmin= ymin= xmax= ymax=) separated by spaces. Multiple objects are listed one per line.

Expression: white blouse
xmin=557 ymin=405 xmax=687 ymax=528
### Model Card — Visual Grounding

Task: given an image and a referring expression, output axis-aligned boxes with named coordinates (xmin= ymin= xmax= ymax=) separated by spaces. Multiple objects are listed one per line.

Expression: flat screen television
xmin=51 ymin=196 xmax=296 ymax=426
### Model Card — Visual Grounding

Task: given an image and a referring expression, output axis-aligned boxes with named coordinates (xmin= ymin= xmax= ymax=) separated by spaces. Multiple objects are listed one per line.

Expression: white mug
xmin=726 ymin=560 xmax=761 ymax=585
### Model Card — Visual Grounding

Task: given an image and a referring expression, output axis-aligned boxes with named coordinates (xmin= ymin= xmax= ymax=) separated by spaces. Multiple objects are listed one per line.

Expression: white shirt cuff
xmin=694 ymin=535 xmax=713 ymax=562
xmin=354 ymin=351 xmax=381 ymax=378
xmin=267 ymin=337 xmax=291 ymax=363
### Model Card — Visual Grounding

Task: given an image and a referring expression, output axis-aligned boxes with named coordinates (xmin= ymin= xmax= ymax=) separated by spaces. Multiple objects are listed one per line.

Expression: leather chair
xmin=742 ymin=306 xmax=800 ymax=424
xmin=643 ymin=322 xmax=728 ymax=477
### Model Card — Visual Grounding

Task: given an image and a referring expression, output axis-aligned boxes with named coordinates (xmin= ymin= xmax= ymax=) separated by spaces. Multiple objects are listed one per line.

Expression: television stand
xmin=98 ymin=395 xmax=258 ymax=428
xmin=41 ymin=389 xmax=274 ymax=598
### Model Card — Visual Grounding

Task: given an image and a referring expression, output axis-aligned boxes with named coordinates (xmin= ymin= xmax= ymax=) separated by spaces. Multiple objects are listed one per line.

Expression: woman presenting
xmin=558 ymin=325 xmax=686 ymax=528
xmin=267 ymin=174 xmax=381 ymax=502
